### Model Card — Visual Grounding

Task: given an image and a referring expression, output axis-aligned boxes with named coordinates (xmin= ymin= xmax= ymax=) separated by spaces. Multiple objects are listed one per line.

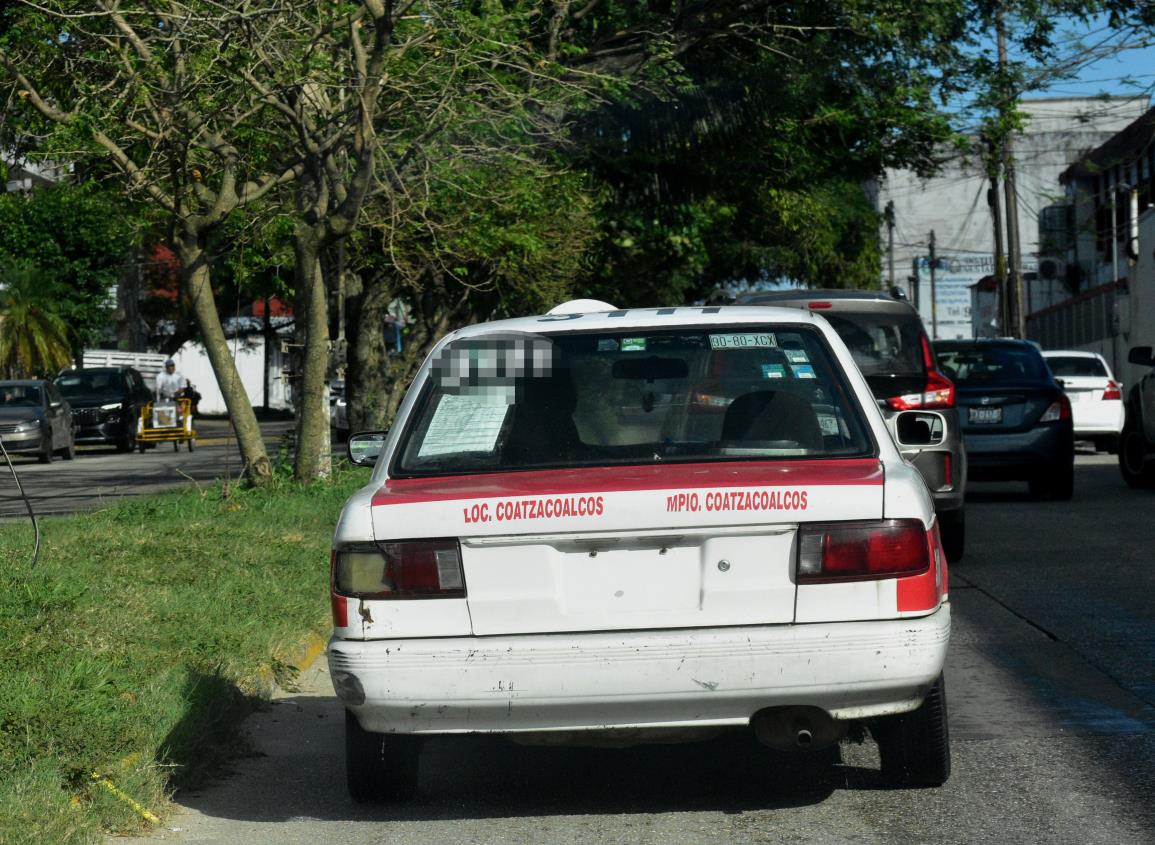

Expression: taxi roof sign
xmin=546 ymin=298 xmax=617 ymax=315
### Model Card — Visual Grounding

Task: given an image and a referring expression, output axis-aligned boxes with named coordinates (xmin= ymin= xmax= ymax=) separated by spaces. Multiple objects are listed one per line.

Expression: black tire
xmin=1119 ymin=423 xmax=1155 ymax=488
xmin=874 ymin=674 xmax=951 ymax=788
xmin=1097 ymin=435 xmax=1119 ymax=455
xmin=187 ymin=438 xmax=196 ymax=452
xmin=345 ymin=710 xmax=420 ymax=804
xmin=173 ymin=440 xmax=180 ymax=452
xmin=1028 ymin=462 xmax=1074 ymax=501
xmin=116 ymin=430 xmax=134 ymax=453
xmin=938 ymin=509 xmax=965 ymax=563
xmin=38 ymin=431 xmax=54 ymax=464
xmin=138 ymin=440 xmax=148 ymax=453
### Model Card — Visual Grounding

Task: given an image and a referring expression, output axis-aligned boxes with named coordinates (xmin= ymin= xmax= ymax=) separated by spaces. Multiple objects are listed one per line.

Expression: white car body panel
xmin=330 ymin=305 xmax=948 ymax=736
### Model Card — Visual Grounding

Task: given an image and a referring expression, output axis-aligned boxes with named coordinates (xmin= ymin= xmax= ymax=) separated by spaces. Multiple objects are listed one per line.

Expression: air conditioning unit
xmin=1036 ymin=257 xmax=1066 ymax=283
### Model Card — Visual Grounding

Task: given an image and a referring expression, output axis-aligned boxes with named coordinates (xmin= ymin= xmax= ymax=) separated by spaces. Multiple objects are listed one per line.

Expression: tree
xmin=0 ymin=260 xmax=72 ymax=378
xmin=0 ymin=182 xmax=138 ymax=361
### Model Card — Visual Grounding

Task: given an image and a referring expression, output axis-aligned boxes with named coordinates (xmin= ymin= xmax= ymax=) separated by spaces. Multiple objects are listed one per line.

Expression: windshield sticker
xmin=794 ymin=364 xmax=817 ymax=379
xmin=621 ymin=337 xmax=647 ymax=352
xmin=709 ymin=332 xmax=778 ymax=350
xmin=597 ymin=338 xmax=619 ymax=352
xmin=816 ymin=414 xmax=841 ymax=436
xmin=417 ymin=393 xmax=510 ymax=457
xmin=761 ymin=363 xmax=786 ymax=379
xmin=785 ymin=348 xmax=809 ymax=363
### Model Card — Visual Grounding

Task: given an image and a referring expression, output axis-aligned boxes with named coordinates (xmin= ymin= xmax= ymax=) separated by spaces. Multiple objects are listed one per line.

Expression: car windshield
xmin=935 ymin=344 xmax=1050 ymax=384
xmin=0 ymin=385 xmax=41 ymax=407
xmin=55 ymin=371 xmax=121 ymax=397
xmin=393 ymin=325 xmax=874 ymax=477
xmin=1046 ymin=356 xmax=1108 ymax=378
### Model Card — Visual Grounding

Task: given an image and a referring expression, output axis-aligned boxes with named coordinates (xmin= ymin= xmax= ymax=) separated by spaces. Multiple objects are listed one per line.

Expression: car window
xmin=55 ymin=371 xmax=121 ymax=397
xmin=935 ymin=344 xmax=1050 ymax=384
xmin=0 ymin=384 xmax=42 ymax=406
xmin=822 ymin=311 xmax=926 ymax=378
xmin=1045 ymin=356 xmax=1108 ymax=378
xmin=393 ymin=325 xmax=874 ymax=477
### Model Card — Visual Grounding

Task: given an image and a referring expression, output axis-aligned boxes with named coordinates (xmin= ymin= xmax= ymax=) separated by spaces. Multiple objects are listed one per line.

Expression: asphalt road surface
xmin=0 ymin=419 xmax=296 ymax=518
xmin=115 ymin=453 xmax=1155 ymax=844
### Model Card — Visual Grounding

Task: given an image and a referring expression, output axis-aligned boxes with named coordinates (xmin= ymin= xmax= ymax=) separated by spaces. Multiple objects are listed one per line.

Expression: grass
xmin=0 ymin=467 xmax=371 ymax=845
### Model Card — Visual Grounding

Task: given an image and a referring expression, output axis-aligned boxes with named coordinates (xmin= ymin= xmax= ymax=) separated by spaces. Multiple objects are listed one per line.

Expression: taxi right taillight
xmin=797 ymin=519 xmax=930 ymax=582
xmin=1102 ymin=379 xmax=1122 ymax=401
xmin=332 ymin=539 xmax=465 ymax=599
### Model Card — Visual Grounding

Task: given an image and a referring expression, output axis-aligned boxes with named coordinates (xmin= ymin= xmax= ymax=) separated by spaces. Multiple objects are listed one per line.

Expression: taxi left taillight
xmin=332 ymin=539 xmax=466 ymax=600
xmin=797 ymin=519 xmax=930 ymax=582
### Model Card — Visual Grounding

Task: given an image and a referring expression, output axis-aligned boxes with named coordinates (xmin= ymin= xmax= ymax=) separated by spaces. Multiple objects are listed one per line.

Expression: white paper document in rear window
xmin=417 ymin=393 xmax=510 ymax=457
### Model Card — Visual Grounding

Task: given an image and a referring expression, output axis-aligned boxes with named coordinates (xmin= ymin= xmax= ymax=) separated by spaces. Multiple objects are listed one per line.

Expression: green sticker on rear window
xmin=761 ymin=363 xmax=786 ymax=379
xmin=785 ymin=348 xmax=809 ymax=363
xmin=621 ymin=337 xmax=647 ymax=352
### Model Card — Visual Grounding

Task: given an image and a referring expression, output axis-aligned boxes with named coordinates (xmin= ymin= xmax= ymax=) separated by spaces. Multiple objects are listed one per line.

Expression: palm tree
xmin=0 ymin=259 xmax=73 ymax=378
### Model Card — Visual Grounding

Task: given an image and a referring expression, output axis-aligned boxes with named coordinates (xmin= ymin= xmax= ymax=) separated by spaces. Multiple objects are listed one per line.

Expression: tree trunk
xmin=292 ymin=229 xmax=332 ymax=481
xmin=346 ymin=273 xmax=394 ymax=432
xmin=178 ymin=236 xmax=272 ymax=483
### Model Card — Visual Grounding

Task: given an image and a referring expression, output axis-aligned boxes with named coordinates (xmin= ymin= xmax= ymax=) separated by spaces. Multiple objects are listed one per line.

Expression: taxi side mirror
xmin=347 ymin=431 xmax=388 ymax=467
xmin=894 ymin=410 xmax=946 ymax=448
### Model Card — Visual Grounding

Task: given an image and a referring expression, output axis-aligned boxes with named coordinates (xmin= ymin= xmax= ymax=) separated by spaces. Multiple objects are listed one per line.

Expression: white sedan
xmin=330 ymin=301 xmax=952 ymax=801
xmin=1043 ymin=350 xmax=1124 ymax=452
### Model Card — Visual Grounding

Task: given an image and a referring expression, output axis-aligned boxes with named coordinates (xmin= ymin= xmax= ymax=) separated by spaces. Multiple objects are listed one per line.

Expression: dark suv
xmin=54 ymin=367 xmax=153 ymax=451
xmin=735 ymin=289 xmax=967 ymax=560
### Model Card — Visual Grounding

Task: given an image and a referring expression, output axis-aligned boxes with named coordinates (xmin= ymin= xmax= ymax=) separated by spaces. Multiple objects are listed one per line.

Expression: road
xmin=116 ymin=453 xmax=1155 ymax=844
xmin=0 ymin=419 xmax=295 ymax=518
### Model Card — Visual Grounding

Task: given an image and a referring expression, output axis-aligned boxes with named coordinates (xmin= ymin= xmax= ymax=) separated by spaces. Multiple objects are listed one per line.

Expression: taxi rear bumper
xmin=329 ymin=604 xmax=950 ymax=735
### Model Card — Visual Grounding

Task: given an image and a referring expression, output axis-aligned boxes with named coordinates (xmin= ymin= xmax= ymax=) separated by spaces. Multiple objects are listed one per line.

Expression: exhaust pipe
xmin=752 ymin=706 xmax=845 ymax=752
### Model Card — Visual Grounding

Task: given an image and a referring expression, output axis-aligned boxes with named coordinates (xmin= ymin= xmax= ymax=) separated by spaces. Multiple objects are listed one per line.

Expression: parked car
xmin=330 ymin=380 xmax=350 ymax=441
xmin=1119 ymin=345 xmax=1155 ymax=488
xmin=332 ymin=301 xmax=952 ymax=802
xmin=0 ymin=380 xmax=75 ymax=462
xmin=935 ymin=339 xmax=1074 ymax=499
xmin=734 ymin=289 xmax=967 ymax=561
xmin=54 ymin=366 xmax=154 ymax=452
xmin=1042 ymin=350 xmax=1124 ymax=453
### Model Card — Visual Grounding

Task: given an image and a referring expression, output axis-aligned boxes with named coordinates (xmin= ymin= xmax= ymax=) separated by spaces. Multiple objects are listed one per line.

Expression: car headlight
xmin=12 ymin=420 xmax=39 ymax=433
xmin=100 ymin=402 xmax=122 ymax=411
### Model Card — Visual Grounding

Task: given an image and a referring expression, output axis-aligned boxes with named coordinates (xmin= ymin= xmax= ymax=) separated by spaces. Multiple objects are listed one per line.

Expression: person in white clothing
xmin=155 ymin=359 xmax=187 ymax=401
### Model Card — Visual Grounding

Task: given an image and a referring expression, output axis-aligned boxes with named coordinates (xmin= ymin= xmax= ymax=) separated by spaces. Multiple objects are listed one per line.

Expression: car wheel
xmin=345 ymin=710 xmax=420 ymax=804
xmin=187 ymin=438 xmax=196 ymax=452
xmin=874 ymin=674 xmax=951 ymax=788
xmin=38 ymin=431 xmax=54 ymax=464
xmin=1119 ymin=423 xmax=1155 ymax=489
xmin=116 ymin=430 xmax=134 ymax=453
xmin=937 ymin=509 xmax=965 ymax=563
xmin=1098 ymin=435 xmax=1119 ymax=455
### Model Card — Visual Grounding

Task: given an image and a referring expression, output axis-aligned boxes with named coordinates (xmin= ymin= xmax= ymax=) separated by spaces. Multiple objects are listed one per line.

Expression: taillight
xmin=1102 ymin=380 xmax=1121 ymax=401
xmin=332 ymin=539 xmax=465 ymax=599
xmin=886 ymin=336 xmax=955 ymax=410
xmin=807 ymin=301 xmax=833 ymax=309
xmin=797 ymin=519 xmax=930 ymax=582
xmin=1040 ymin=396 xmax=1071 ymax=422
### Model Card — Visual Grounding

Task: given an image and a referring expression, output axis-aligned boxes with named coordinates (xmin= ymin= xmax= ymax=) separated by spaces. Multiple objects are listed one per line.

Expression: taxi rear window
xmin=393 ymin=325 xmax=874 ymax=477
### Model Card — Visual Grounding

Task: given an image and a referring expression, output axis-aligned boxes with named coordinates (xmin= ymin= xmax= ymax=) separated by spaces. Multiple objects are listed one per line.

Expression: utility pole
xmin=885 ymin=200 xmax=896 ymax=292
xmin=929 ymin=230 xmax=938 ymax=339
xmin=997 ymin=9 xmax=1026 ymax=339
xmin=986 ymin=140 xmax=1007 ymax=336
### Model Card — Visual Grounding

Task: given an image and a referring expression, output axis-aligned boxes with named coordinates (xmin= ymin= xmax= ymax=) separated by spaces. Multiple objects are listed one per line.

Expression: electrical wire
xmin=0 ymin=435 xmax=41 ymax=568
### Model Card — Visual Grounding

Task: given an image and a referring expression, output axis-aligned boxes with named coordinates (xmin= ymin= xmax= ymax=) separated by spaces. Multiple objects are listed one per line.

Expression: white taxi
xmin=330 ymin=301 xmax=952 ymax=802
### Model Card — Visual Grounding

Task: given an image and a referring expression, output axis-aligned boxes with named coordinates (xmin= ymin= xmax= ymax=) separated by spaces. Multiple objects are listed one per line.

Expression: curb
xmin=254 ymin=630 xmax=328 ymax=695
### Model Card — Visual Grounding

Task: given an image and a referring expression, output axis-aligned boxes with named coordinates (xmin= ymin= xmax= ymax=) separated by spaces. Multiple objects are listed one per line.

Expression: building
xmin=1028 ymin=106 xmax=1155 ymax=385
xmin=876 ymin=96 xmax=1149 ymax=340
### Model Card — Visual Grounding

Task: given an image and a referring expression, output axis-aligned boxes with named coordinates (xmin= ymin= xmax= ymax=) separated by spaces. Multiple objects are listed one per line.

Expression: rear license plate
xmin=968 ymin=406 xmax=1003 ymax=424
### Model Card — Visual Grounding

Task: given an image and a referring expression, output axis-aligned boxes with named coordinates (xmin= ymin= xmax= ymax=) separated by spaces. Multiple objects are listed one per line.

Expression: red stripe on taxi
xmin=372 ymin=459 xmax=884 ymax=506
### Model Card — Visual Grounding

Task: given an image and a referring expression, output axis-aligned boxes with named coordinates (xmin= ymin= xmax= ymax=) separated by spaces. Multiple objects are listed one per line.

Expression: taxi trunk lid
xmin=371 ymin=459 xmax=884 ymax=635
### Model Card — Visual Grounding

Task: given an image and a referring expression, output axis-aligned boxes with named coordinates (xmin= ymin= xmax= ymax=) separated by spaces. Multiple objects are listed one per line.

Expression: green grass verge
xmin=0 ymin=468 xmax=371 ymax=845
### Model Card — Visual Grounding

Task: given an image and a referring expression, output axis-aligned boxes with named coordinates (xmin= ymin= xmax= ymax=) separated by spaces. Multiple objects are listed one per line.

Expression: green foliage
xmin=0 ymin=183 xmax=138 ymax=351
xmin=0 ymin=259 xmax=73 ymax=376
xmin=0 ymin=469 xmax=370 ymax=843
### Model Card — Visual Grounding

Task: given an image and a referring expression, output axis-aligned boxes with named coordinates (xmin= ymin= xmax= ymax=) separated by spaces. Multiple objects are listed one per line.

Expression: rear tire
xmin=874 ymin=674 xmax=951 ymax=788
xmin=345 ymin=710 xmax=420 ymax=804
xmin=938 ymin=509 xmax=965 ymax=563
xmin=187 ymin=438 xmax=196 ymax=452
xmin=1119 ymin=423 xmax=1155 ymax=488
